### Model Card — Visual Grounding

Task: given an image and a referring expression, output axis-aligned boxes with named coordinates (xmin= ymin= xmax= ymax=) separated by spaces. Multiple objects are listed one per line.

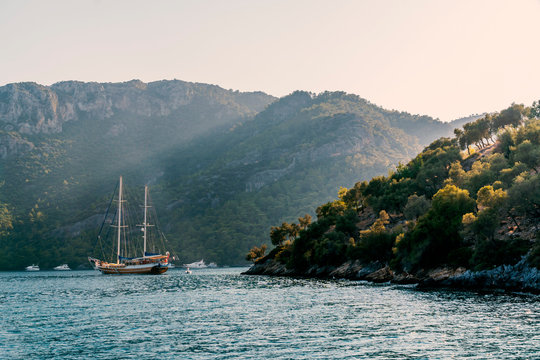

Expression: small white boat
xmin=25 ymin=264 xmax=40 ymax=271
xmin=185 ymin=267 xmax=192 ymax=274
xmin=183 ymin=259 xmax=207 ymax=269
xmin=208 ymin=262 xmax=217 ymax=268
xmin=54 ymin=264 xmax=71 ymax=271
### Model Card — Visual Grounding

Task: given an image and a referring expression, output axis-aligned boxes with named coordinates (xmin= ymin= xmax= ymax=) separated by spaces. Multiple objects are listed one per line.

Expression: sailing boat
xmin=88 ymin=176 xmax=170 ymax=275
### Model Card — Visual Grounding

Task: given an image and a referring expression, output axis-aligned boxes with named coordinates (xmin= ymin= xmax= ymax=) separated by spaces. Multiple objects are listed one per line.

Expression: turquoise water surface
xmin=0 ymin=268 xmax=538 ymax=359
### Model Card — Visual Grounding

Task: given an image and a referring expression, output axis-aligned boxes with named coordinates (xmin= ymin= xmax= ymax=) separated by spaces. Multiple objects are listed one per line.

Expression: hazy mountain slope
xmin=154 ymin=92 xmax=458 ymax=264
xmin=0 ymin=79 xmax=275 ymax=214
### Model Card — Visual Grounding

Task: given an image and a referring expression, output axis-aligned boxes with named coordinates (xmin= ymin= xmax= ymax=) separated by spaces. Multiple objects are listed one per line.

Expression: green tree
xmin=507 ymin=174 xmax=540 ymax=219
xmin=454 ymin=128 xmax=471 ymax=155
xmin=447 ymin=161 xmax=466 ymax=187
xmin=463 ymin=186 xmax=508 ymax=243
xmin=351 ymin=210 xmax=395 ymax=263
xmin=315 ymin=200 xmax=346 ymax=223
xmin=403 ymin=194 xmax=431 ymax=220
xmin=395 ymin=185 xmax=475 ymax=270
xmin=476 ymin=185 xmax=508 ymax=209
xmin=270 ymin=226 xmax=287 ymax=246
xmin=512 ymin=140 xmax=540 ymax=173
xmin=341 ymin=182 xmax=367 ymax=212
xmin=492 ymin=104 xmax=525 ymax=131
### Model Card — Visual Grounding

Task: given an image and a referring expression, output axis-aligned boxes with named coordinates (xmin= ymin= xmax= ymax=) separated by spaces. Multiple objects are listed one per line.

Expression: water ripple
xmin=0 ymin=269 xmax=538 ymax=359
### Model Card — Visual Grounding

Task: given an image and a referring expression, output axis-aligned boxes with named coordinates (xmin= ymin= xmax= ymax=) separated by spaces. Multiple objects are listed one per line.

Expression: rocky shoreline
xmin=242 ymin=258 xmax=540 ymax=294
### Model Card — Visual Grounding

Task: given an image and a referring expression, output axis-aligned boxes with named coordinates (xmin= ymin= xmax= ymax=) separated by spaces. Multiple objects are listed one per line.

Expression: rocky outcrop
xmin=419 ymin=259 xmax=540 ymax=293
xmin=0 ymin=132 xmax=34 ymax=159
xmin=242 ymin=259 xmax=296 ymax=276
xmin=0 ymin=79 xmax=276 ymax=158
xmin=243 ymin=258 xmax=540 ymax=293
xmin=245 ymin=158 xmax=296 ymax=192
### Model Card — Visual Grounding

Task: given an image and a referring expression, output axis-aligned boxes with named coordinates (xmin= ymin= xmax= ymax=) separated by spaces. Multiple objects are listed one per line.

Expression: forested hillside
xmin=0 ymin=80 xmax=275 ymax=269
xmin=1 ymin=81 xmax=465 ymax=269
xmin=158 ymin=91 xmax=452 ymax=264
xmin=249 ymin=103 xmax=540 ymax=284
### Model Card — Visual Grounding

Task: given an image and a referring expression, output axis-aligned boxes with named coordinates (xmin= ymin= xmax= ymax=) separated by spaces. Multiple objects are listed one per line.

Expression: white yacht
xmin=183 ymin=260 xmax=207 ymax=269
xmin=54 ymin=264 xmax=71 ymax=271
xmin=25 ymin=264 xmax=39 ymax=271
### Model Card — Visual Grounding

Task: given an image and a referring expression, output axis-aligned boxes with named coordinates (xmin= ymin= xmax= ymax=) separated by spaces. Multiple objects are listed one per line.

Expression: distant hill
xmin=0 ymin=81 xmax=465 ymax=269
xmin=448 ymin=114 xmax=485 ymax=130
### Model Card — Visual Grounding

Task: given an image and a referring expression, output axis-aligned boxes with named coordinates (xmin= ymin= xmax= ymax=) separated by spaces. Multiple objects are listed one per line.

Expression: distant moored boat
xmin=54 ymin=264 xmax=71 ymax=271
xmin=25 ymin=264 xmax=39 ymax=271
xmin=183 ymin=260 xmax=207 ymax=269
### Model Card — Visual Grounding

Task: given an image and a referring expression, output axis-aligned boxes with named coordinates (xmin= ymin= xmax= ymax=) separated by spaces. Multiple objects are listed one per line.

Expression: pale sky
xmin=1 ymin=0 xmax=539 ymax=122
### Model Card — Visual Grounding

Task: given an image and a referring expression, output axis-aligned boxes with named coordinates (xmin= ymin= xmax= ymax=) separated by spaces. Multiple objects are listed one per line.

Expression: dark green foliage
xmin=497 ymin=128 xmax=516 ymax=158
xmin=468 ymin=209 xmax=500 ymax=241
xmin=340 ymin=182 xmax=367 ymax=212
xmin=493 ymin=104 xmax=526 ymax=130
xmin=512 ymin=140 xmax=540 ymax=173
xmin=531 ymin=100 xmax=540 ymax=119
xmin=316 ymin=201 xmax=347 ymax=223
xmin=389 ymin=185 xmax=475 ymax=271
xmin=335 ymin=210 xmax=359 ymax=237
xmin=312 ymin=231 xmax=348 ymax=266
xmin=349 ymin=231 xmax=395 ymax=263
xmin=507 ymin=174 xmax=540 ymax=218
xmin=471 ymin=238 xmax=530 ymax=271
xmin=270 ymin=226 xmax=287 ymax=246
xmin=516 ymin=118 xmax=540 ymax=145
xmin=403 ymin=194 xmax=431 ymax=220
xmin=363 ymin=139 xmax=461 ymax=213
xmin=415 ymin=146 xmax=462 ymax=198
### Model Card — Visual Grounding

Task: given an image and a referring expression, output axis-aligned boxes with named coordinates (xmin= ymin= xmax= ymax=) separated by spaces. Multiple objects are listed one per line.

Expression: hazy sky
xmin=1 ymin=0 xmax=539 ymax=121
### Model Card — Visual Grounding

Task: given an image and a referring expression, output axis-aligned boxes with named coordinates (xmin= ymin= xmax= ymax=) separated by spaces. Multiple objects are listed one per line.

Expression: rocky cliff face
xmin=0 ymin=132 xmax=34 ymax=159
xmin=0 ymin=79 xmax=275 ymax=157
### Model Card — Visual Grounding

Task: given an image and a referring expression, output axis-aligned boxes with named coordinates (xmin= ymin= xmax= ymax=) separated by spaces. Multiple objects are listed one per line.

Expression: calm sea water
xmin=0 ymin=268 xmax=538 ymax=359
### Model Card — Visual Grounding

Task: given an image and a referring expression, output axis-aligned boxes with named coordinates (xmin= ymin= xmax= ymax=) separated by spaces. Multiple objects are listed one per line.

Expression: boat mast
xmin=143 ymin=185 xmax=148 ymax=257
xmin=117 ymin=176 xmax=123 ymax=264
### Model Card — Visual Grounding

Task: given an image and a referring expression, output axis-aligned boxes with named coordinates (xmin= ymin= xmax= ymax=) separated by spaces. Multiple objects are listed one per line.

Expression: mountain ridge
xmin=0 ymin=79 xmax=478 ymax=269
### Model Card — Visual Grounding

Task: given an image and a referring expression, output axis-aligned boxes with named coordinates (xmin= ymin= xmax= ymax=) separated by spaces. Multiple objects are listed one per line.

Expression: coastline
xmin=242 ymin=258 xmax=540 ymax=294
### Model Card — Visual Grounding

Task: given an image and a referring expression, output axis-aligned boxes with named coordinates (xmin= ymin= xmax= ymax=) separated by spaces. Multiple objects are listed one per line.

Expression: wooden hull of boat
xmin=98 ymin=264 xmax=168 ymax=275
